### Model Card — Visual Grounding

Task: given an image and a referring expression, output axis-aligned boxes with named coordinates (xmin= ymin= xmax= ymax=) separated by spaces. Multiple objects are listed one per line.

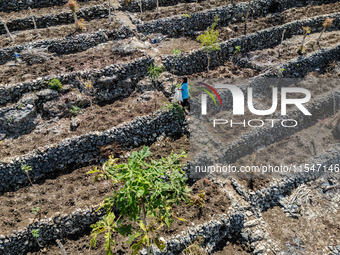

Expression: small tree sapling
xmin=31 ymin=229 xmax=43 ymax=247
xmin=28 ymin=7 xmax=39 ymax=37
xmin=21 ymin=164 xmax=33 ymax=186
xmin=66 ymin=0 xmax=80 ymax=31
xmin=182 ymin=14 xmax=191 ymax=38
xmin=0 ymin=15 xmax=14 ymax=42
xmin=316 ymin=17 xmax=334 ymax=47
xmin=78 ymin=77 xmax=94 ymax=108
xmin=89 ymin=147 xmax=191 ymax=255
xmin=244 ymin=0 xmax=252 ymax=35
xmin=156 ymin=0 xmax=160 ymax=14
xmin=48 ymin=78 xmax=63 ymax=91
xmin=278 ymin=28 xmax=286 ymax=57
xmin=172 ymin=49 xmax=183 ymax=74
xmin=196 ymin=15 xmax=221 ymax=72
xmin=234 ymin=45 xmax=241 ymax=54
xmin=298 ymin=26 xmax=311 ymax=55
xmin=56 ymin=239 xmax=68 ymax=255
xmin=139 ymin=0 xmax=143 ymax=21
xmin=148 ymin=64 xmax=165 ymax=80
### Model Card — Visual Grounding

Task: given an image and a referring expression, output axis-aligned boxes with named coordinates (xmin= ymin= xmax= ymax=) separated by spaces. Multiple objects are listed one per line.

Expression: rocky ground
xmin=0 ymin=0 xmax=339 ymax=254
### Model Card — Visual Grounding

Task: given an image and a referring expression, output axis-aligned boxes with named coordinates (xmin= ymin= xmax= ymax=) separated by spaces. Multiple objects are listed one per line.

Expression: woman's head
xmin=182 ymin=77 xmax=188 ymax=83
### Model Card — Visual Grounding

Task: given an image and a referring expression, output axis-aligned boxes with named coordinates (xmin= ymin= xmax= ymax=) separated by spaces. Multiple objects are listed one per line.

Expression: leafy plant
xmin=162 ymin=102 xmax=185 ymax=120
xmin=182 ymin=14 xmax=191 ymax=37
xmin=234 ymin=45 xmax=241 ymax=54
xmin=6 ymin=115 xmax=15 ymax=123
xmin=279 ymin=68 xmax=285 ymax=76
xmin=298 ymin=26 xmax=311 ymax=55
xmin=316 ymin=17 xmax=334 ymax=47
xmin=31 ymin=207 xmax=40 ymax=215
xmin=66 ymin=0 xmax=80 ymax=30
xmin=172 ymin=49 xmax=182 ymax=55
xmin=89 ymin=147 xmax=190 ymax=255
xmin=31 ymin=229 xmax=40 ymax=238
xmin=90 ymin=212 xmax=121 ymax=255
xmin=196 ymin=15 xmax=220 ymax=71
xmin=69 ymin=106 xmax=81 ymax=115
xmin=48 ymin=78 xmax=63 ymax=91
xmin=31 ymin=229 xmax=43 ymax=247
xmin=147 ymin=64 xmax=164 ymax=80
xmin=21 ymin=164 xmax=33 ymax=186
xmin=172 ymin=49 xmax=183 ymax=74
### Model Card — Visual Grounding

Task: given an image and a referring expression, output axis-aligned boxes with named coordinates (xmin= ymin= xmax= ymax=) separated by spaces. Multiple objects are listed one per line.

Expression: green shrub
xmin=48 ymin=78 xmax=63 ymax=91
xmin=69 ymin=105 xmax=81 ymax=115
xmin=162 ymin=101 xmax=185 ymax=120
xmin=147 ymin=64 xmax=165 ymax=80
xmin=31 ymin=229 xmax=40 ymax=238
xmin=89 ymin=147 xmax=190 ymax=255
xmin=196 ymin=15 xmax=220 ymax=71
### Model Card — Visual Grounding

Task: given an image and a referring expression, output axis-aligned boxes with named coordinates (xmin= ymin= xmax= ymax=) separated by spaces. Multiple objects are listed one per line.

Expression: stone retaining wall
xmin=162 ymin=13 xmax=340 ymax=75
xmin=0 ymin=0 xmax=199 ymax=13
xmin=138 ymin=0 xmax=337 ymax=36
xmin=0 ymin=25 xmax=134 ymax=66
xmin=0 ymin=108 xmax=186 ymax=194
xmin=0 ymin=56 xmax=152 ymax=105
xmin=0 ymin=0 xmax=92 ymax=13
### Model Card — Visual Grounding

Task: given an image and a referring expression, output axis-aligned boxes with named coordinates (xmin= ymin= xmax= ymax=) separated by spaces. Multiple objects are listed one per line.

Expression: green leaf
xmin=139 ymin=221 xmax=147 ymax=231
xmin=136 ymin=189 xmax=144 ymax=197
xmin=94 ymin=175 xmax=98 ymax=184
xmin=164 ymin=217 xmax=170 ymax=228
xmin=116 ymin=224 xmax=132 ymax=237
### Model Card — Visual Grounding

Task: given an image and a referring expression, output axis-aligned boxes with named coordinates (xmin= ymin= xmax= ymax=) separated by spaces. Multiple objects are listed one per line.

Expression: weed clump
xmin=162 ymin=101 xmax=185 ymax=120
xmin=148 ymin=64 xmax=165 ymax=80
xmin=48 ymin=79 xmax=63 ymax=91
xmin=69 ymin=105 xmax=81 ymax=115
xmin=172 ymin=49 xmax=183 ymax=74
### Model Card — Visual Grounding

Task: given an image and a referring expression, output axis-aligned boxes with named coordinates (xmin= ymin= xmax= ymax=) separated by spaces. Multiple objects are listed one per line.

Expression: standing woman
xmin=180 ymin=76 xmax=190 ymax=112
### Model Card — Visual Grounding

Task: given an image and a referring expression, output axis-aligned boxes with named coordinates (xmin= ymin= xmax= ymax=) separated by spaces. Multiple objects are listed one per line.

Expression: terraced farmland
xmin=0 ymin=0 xmax=339 ymax=254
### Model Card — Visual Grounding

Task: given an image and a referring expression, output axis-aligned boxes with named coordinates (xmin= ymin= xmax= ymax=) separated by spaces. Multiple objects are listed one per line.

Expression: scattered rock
xmin=70 ymin=118 xmax=80 ymax=131
xmin=112 ymin=37 xmax=150 ymax=55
